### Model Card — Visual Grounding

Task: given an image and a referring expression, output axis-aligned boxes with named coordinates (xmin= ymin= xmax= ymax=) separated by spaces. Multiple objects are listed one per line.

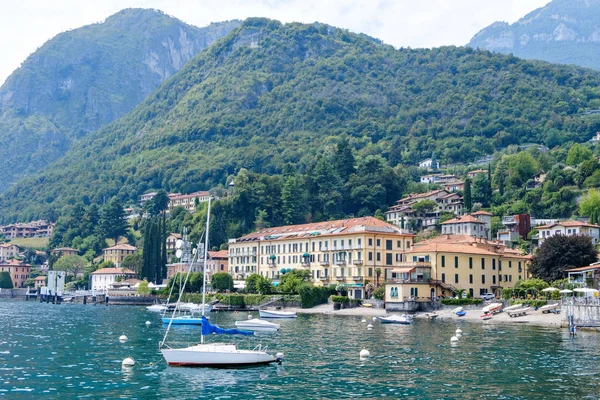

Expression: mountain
xmin=3 ymin=17 xmax=600 ymax=223
xmin=0 ymin=8 xmax=240 ymax=193
xmin=468 ymin=0 xmax=600 ymax=70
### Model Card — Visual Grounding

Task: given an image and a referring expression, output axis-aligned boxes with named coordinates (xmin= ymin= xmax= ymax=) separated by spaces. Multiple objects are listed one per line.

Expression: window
xmin=386 ymin=240 xmax=392 ymax=250
xmin=358 ymin=239 xmax=362 ymax=246
xmin=397 ymin=240 xmax=401 ymax=248
xmin=357 ymin=251 xmax=362 ymax=260
xmin=492 ymin=275 xmax=496 ymax=284
xmin=368 ymin=238 xmax=373 ymax=246
xmin=509 ymin=261 xmax=512 ymax=269
xmin=455 ymin=256 xmax=458 ymax=268
xmin=386 ymin=253 xmax=393 ymax=265
xmin=376 ymin=239 xmax=381 ymax=247
xmin=482 ymin=275 xmax=486 ymax=284
xmin=441 ymin=273 xmax=446 ymax=283
xmin=376 ymin=253 xmax=381 ymax=262
xmin=480 ymin=288 xmax=487 ymax=296
xmin=469 ymin=274 xmax=473 ymax=284
xmin=492 ymin=259 xmax=496 ymax=270
xmin=469 ymin=288 xmax=474 ymax=298
xmin=481 ymin=258 xmax=485 ymax=270
xmin=499 ymin=261 xmax=502 ymax=271
xmin=368 ymin=268 xmax=373 ymax=277
xmin=469 ymin=257 xmax=473 ymax=269
xmin=368 ymin=252 xmax=373 ymax=261
xmin=499 ymin=275 xmax=503 ymax=282
xmin=441 ymin=255 xmax=445 ymax=268
xmin=454 ymin=274 xmax=459 ymax=284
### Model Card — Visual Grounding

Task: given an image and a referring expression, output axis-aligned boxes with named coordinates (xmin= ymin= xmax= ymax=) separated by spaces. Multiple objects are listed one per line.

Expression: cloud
xmin=0 ymin=0 xmax=550 ymax=85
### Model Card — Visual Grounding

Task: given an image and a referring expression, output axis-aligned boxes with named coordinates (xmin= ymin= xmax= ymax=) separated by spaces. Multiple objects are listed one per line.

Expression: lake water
xmin=1 ymin=301 xmax=599 ymax=399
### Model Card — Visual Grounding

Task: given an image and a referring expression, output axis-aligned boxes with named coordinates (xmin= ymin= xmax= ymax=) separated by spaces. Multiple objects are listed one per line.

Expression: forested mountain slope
xmin=3 ymin=17 xmax=600 ymax=222
xmin=0 ymin=8 xmax=240 ymax=192
xmin=469 ymin=0 xmax=600 ymax=70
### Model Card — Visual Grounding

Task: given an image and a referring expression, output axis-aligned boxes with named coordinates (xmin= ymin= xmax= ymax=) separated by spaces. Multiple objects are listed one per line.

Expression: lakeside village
xmin=1 ymin=159 xmax=600 ymax=328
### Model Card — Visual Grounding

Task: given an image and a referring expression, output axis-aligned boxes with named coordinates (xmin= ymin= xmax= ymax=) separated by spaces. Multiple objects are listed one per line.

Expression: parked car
xmin=481 ymin=293 xmax=495 ymax=301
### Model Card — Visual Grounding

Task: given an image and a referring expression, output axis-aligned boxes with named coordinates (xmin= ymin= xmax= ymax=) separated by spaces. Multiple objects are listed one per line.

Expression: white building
xmin=418 ymin=158 xmax=440 ymax=170
xmin=536 ymin=221 xmax=600 ymax=245
xmin=0 ymin=243 xmax=20 ymax=261
xmin=90 ymin=267 xmax=137 ymax=291
xmin=441 ymin=215 xmax=489 ymax=239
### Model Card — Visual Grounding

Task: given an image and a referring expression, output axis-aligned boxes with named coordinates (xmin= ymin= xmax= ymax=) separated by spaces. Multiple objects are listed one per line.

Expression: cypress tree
xmin=161 ymin=212 xmax=168 ymax=280
xmin=464 ymin=178 xmax=472 ymax=212
xmin=153 ymin=218 xmax=161 ymax=284
xmin=142 ymin=220 xmax=151 ymax=280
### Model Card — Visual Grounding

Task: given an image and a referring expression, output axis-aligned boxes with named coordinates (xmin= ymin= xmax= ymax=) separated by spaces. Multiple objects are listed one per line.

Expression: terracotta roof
xmin=537 ymin=220 xmax=600 ymax=229
xmin=472 ymin=210 xmax=493 ymax=216
xmin=565 ymin=264 xmax=600 ymax=272
xmin=209 ymin=250 xmax=229 ymax=259
xmin=0 ymin=243 xmax=19 ymax=248
xmin=441 ymin=215 xmax=485 ymax=225
xmin=235 ymin=216 xmax=411 ymax=242
xmin=409 ymin=235 xmax=531 ymax=259
xmin=34 ymin=276 xmax=46 ymax=281
xmin=103 ymin=244 xmax=137 ymax=251
xmin=168 ymin=233 xmax=182 ymax=239
xmin=411 ymin=243 xmax=499 ymax=256
xmin=439 ymin=193 xmax=462 ymax=199
xmin=91 ymin=267 xmax=137 ymax=275
xmin=0 ymin=259 xmax=31 ymax=266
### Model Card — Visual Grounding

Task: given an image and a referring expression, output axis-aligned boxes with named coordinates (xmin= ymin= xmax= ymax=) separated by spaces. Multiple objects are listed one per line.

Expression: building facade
xmin=51 ymin=247 xmax=79 ymax=258
xmin=0 ymin=220 xmax=54 ymax=239
xmin=102 ymin=244 xmax=137 ymax=267
xmin=0 ymin=243 xmax=20 ymax=261
xmin=91 ymin=268 xmax=137 ymax=291
xmin=441 ymin=215 xmax=489 ymax=239
xmin=385 ymin=235 xmax=530 ymax=310
xmin=386 ymin=189 xmax=464 ymax=231
xmin=0 ymin=259 xmax=32 ymax=288
xmin=536 ymin=221 xmax=600 ymax=245
xmin=167 ymin=191 xmax=211 ymax=213
xmin=228 ymin=217 xmax=414 ymax=299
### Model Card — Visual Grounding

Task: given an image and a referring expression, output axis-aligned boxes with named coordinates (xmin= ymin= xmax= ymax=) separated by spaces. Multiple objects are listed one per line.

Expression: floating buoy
xmin=361 ymin=319 xmax=367 ymax=323
xmin=248 ymin=315 xmax=253 ymax=320
xmin=119 ymin=334 xmax=128 ymax=342
xmin=122 ymin=357 xmax=135 ymax=367
xmin=145 ymin=321 xmax=151 ymax=326
xmin=359 ymin=349 xmax=370 ymax=358
xmin=276 ymin=352 xmax=284 ymax=360
xmin=450 ymin=335 xmax=459 ymax=342
xmin=455 ymin=328 xmax=462 ymax=336
xmin=372 ymin=317 xmax=377 ymax=321
xmin=367 ymin=323 xmax=374 ymax=329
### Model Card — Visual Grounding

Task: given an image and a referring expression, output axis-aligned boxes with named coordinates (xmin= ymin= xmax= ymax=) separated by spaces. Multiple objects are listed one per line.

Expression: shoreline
xmin=283 ymin=303 xmax=567 ymax=328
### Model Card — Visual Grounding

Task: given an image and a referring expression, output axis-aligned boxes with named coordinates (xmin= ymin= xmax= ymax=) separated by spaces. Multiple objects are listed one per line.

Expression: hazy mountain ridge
xmin=2 ymin=17 xmax=600 ymax=222
xmin=0 ymin=8 xmax=241 ymax=193
xmin=468 ymin=0 xmax=600 ymax=70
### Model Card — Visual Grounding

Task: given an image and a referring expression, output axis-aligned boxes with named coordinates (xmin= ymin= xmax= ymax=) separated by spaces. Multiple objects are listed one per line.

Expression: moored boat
xmin=259 ymin=309 xmax=297 ymax=319
xmin=482 ymin=303 xmax=503 ymax=314
xmin=379 ymin=314 xmax=413 ymax=324
xmin=235 ymin=318 xmax=280 ymax=332
xmin=147 ymin=304 xmax=168 ymax=312
xmin=480 ymin=313 xmax=493 ymax=320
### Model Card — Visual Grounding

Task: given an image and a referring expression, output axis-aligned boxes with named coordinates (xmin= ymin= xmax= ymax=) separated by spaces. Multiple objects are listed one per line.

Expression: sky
xmin=0 ymin=0 xmax=551 ymax=86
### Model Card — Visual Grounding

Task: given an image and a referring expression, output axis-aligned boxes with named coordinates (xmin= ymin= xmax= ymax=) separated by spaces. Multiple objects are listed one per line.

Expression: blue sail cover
xmin=201 ymin=316 xmax=254 ymax=336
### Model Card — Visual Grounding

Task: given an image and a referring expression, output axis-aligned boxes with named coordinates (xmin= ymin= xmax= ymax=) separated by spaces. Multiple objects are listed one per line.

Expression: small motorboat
xmin=235 ymin=318 xmax=280 ymax=332
xmin=480 ymin=313 xmax=493 ymax=320
xmin=482 ymin=303 xmax=503 ymax=314
xmin=147 ymin=304 xmax=168 ymax=312
xmin=503 ymin=304 xmax=523 ymax=312
xmin=507 ymin=306 xmax=530 ymax=318
xmin=426 ymin=312 xmax=438 ymax=320
xmin=539 ymin=303 xmax=559 ymax=314
xmin=379 ymin=314 xmax=413 ymax=325
xmin=162 ymin=315 xmax=204 ymax=325
xmin=452 ymin=307 xmax=466 ymax=316
xmin=259 ymin=309 xmax=297 ymax=319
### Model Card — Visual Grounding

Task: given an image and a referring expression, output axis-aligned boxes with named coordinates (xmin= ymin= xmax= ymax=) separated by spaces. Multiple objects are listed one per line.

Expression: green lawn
xmin=9 ymin=237 xmax=49 ymax=249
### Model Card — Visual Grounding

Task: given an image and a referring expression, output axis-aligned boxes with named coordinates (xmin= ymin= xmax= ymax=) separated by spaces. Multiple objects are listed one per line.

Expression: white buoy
xmin=248 ymin=315 xmax=253 ymax=320
xmin=450 ymin=335 xmax=459 ymax=342
xmin=361 ymin=319 xmax=367 ymax=323
xmin=359 ymin=349 xmax=370 ymax=358
xmin=367 ymin=323 xmax=374 ymax=329
xmin=276 ymin=352 xmax=284 ymax=360
xmin=119 ymin=334 xmax=128 ymax=342
xmin=145 ymin=321 xmax=151 ymax=326
xmin=122 ymin=357 xmax=135 ymax=367
xmin=372 ymin=317 xmax=377 ymax=321
xmin=455 ymin=328 xmax=462 ymax=336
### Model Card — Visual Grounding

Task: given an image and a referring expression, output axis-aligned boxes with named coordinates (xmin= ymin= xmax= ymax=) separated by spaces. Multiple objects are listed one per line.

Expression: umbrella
xmin=574 ymin=288 xmax=599 ymax=293
xmin=541 ymin=287 xmax=559 ymax=292
xmin=559 ymin=289 xmax=573 ymax=294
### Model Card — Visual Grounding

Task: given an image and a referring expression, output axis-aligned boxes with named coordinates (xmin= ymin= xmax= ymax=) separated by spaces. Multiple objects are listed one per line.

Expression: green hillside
xmin=0 ymin=8 xmax=240 ymax=193
xmin=3 ymin=17 xmax=600 ymax=223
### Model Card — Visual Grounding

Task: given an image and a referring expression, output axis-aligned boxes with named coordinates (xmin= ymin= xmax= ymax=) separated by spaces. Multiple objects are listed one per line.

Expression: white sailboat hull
xmin=259 ymin=310 xmax=297 ymax=318
xmin=147 ymin=304 xmax=168 ymax=312
xmin=161 ymin=343 xmax=277 ymax=367
xmin=235 ymin=319 xmax=280 ymax=332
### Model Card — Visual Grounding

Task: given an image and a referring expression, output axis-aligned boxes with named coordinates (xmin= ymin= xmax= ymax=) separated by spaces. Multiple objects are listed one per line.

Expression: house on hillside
xmin=34 ymin=275 xmax=46 ymax=288
xmin=467 ymin=169 xmax=487 ymax=178
xmin=166 ymin=233 xmax=182 ymax=251
xmin=418 ymin=158 xmax=440 ymax=170
xmin=536 ymin=221 xmax=600 ymax=245
xmin=51 ymin=247 xmax=79 ymax=258
xmin=0 ymin=259 xmax=31 ymax=288
xmin=102 ymin=244 xmax=137 ymax=267
xmin=441 ymin=215 xmax=489 ymax=240
xmin=167 ymin=191 xmax=212 ymax=213
xmin=0 ymin=243 xmax=20 ymax=261
xmin=386 ymin=189 xmax=464 ymax=231
xmin=91 ymin=268 xmax=137 ymax=291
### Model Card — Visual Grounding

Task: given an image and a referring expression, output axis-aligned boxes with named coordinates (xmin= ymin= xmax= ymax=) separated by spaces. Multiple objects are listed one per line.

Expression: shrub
xmin=0 ymin=271 xmax=13 ymax=289
xmin=331 ymin=295 xmax=349 ymax=304
xmin=441 ymin=298 xmax=483 ymax=306
xmin=211 ymin=272 xmax=233 ymax=292
xmin=298 ymin=284 xmax=334 ymax=308
xmin=373 ymin=286 xmax=385 ymax=300
xmin=214 ymin=293 xmax=273 ymax=306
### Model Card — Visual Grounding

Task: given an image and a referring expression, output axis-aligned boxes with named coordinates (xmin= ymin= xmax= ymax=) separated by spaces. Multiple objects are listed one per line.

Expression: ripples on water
xmin=1 ymin=301 xmax=599 ymax=399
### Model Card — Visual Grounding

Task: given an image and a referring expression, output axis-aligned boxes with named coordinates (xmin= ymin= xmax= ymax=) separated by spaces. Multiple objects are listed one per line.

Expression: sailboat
xmin=160 ymin=198 xmax=282 ymax=367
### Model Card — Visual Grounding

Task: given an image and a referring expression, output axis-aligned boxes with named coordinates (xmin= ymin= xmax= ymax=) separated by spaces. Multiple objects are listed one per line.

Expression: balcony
xmin=335 ymin=276 xmax=346 ymax=281
xmin=502 ymin=216 xmax=517 ymax=225
xmin=352 ymin=276 xmax=363 ymax=281
xmin=387 ymin=278 xmax=430 ymax=284
xmin=267 ymin=261 xmax=276 ymax=268
xmin=318 ymin=276 xmax=329 ymax=282
xmin=395 ymin=261 xmax=432 ymax=268
xmin=301 ymin=261 xmax=310 ymax=267
xmin=353 ymin=260 xmax=363 ymax=266
xmin=320 ymin=261 xmax=330 ymax=266
xmin=334 ymin=260 xmax=347 ymax=266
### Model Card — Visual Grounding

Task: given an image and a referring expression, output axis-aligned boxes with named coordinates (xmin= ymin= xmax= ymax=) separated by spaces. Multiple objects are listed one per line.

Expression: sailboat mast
xmin=202 ymin=197 xmax=211 ymax=318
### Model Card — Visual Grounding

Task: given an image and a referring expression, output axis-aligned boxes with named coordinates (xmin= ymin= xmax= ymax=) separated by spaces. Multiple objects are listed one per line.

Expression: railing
xmin=301 ymin=261 xmax=310 ymax=267
xmin=387 ymin=278 xmax=430 ymax=284
xmin=353 ymin=260 xmax=363 ymax=266
xmin=267 ymin=262 xmax=276 ymax=268
xmin=335 ymin=276 xmax=346 ymax=281
xmin=352 ymin=276 xmax=363 ymax=281
xmin=502 ymin=216 xmax=517 ymax=225
xmin=395 ymin=261 xmax=432 ymax=268
xmin=430 ymin=279 xmax=457 ymax=292
xmin=318 ymin=276 xmax=329 ymax=281
xmin=334 ymin=260 xmax=347 ymax=266
xmin=320 ymin=261 xmax=330 ymax=266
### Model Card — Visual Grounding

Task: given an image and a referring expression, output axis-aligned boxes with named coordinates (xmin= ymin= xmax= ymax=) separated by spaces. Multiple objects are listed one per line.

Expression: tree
xmin=53 ymin=255 xmax=88 ymax=279
xmin=463 ymin=178 xmax=472 ymax=212
xmin=334 ymin=137 xmax=355 ymax=180
xmin=580 ymin=189 xmax=600 ymax=224
xmin=566 ymin=143 xmax=594 ymax=166
xmin=412 ymin=199 xmax=437 ymax=213
xmin=472 ymin=174 xmax=492 ymax=206
xmin=97 ymin=197 xmax=128 ymax=244
xmin=0 ymin=271 xmax=13 ymax=289
xmin=146 ymin=190 xmax=170 ymax=217
xmin=121 ymin=253 xmax=143 ymax=276
xmin=530 ymin=235 xmax=597 ymax=281
xmin=279 ymin=269 xmax=310 ymax=294
xmin=211 ymin=272 xmax=234 ymax=292
xmin=137 ymin=280 xmax=151 ymax=295
xmin=245 ymin=273 xmax=272 ymax=294
xmin=281 ymin=174 xmax=309 ymax=225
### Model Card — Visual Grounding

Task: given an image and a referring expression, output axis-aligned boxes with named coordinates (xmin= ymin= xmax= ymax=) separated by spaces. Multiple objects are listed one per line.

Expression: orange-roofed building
xmin=441 ymin=214 xmax=489 ymax=239
xmin=385 ymin=234 xmax=530 ymax=311
xmin=102 ymin=244 xmax=137 ymax=267
xmin=0 ymin=259 xmax=32 ymax=288
xmin=536 ymin=220 xmax=600 ymax=245
xmin=228 ymin=216 xmax=414 ymax=300
xmin=90 ymin=267 xmax=137 ymax=291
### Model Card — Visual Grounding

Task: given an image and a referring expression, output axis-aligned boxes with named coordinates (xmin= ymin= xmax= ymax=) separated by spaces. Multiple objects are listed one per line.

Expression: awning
xmin=302 ymin=253 xmax=310 ymax=257
xmin=391 ymin=267 xmax=415 ymax=274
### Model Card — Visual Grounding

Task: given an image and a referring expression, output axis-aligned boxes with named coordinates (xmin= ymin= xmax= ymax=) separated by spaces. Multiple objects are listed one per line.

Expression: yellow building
xmin=386 ymin=235 xmax=530 ymax=310
xmin=228 ymin=217 xmax=414 ymax=299
xmin=102 ymin=244 xmax=137 ymax=267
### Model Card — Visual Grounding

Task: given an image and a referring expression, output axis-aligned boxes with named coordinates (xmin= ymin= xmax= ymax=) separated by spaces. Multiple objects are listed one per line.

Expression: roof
xmin=168 ymin=191 xmax=210 ymax=200
xmin=103 ymin=244 xmax=137 ymax=251
xmin=391 ymin=267 xmax=416 ymax=274
xmin=395 ymin=189 xmax=449 ymax=204
xmin=0 ymin=243 xmax=19 ymax=248
xmin=565 ymin=264 xmax=600 ymax=272
xmin=168 ymin=233 xmax=183 ymax=239
xmin=52 ymin=247 xmax=78 ymax=252
xmin=234 ymin=216 xmax=412 ymax=242
xmin=472 ymin=210 xmax=493 ymax=216
xmin=408 ymin=235 xmax=531 ymax=259
xmin=537 ymin=220 xmax=600 ymax=229
xmin=91 ymin=268 xmax=137 ymax=275
xmin=0 ymin=259 xmax=31 ymax=267
xmin=34 ymin=276 xmax=46 ymax=281
xmin=209 ymin=250 xmax=229 ymax=259
xmin=441 ymin=215 xmax=485 ymax=225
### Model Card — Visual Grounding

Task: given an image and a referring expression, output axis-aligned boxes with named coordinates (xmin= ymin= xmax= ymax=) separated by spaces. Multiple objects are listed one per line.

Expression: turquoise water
xmin=1 ymin=301 xmax=599 ymax=399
